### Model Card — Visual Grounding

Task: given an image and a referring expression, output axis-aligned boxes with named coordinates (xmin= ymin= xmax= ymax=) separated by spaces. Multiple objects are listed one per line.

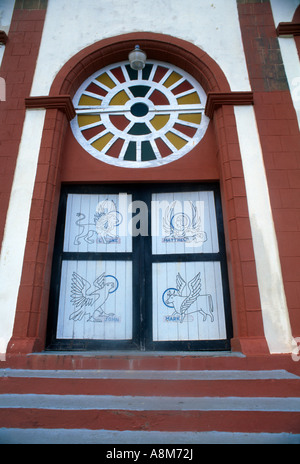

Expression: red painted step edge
xmin=3 ymin=353 xmax=300 ymax=375
xmin=1 ymin=409 xmax=299 ymax=434
xmin=1 ymin=377 xmax=300 ymax=398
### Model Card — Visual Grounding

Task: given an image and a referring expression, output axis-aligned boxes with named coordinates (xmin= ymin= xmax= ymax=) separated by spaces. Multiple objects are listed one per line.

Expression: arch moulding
xmin=8 ymin=33 xmax=265 ymax=357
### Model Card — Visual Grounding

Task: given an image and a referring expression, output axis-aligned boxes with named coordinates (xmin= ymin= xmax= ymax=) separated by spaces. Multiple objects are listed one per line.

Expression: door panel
xmin=152 ymin=261 xmax=226 ymax=342
xmin=151 ymin=191 xmax=219 ymax=254
xmin=56 ymin=260 xmax=133 ymax=341
xmin=47 ymin=184 xmax=232 ymax=351
xmin=63 ymin=193 xmax=132 ymax=253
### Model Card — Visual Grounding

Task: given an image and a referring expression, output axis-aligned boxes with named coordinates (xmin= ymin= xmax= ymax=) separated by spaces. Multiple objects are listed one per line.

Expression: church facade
xmin=0 ymin=0 xmax=300 ymax=362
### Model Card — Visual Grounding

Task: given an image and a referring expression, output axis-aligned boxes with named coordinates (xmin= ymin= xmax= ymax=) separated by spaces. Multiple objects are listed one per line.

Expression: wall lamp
xmin=128 ymin=45 xmax=147 ymax=71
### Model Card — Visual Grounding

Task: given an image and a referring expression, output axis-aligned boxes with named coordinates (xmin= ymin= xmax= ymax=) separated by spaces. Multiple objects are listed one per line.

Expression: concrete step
xmin=1 ymin=428 xmax=300 ymax=444
xmin=1 ymin=353 xmax=300 ymax=443
xmin=3 ymin=351 xmax=300 ymax=374
xmin=0 ymin=393 xmax=299 ymax=434
xmin=0 ymin=367 xmax=299 ymax=442
xmin=0 ymin=368 xmax=299 ymax=397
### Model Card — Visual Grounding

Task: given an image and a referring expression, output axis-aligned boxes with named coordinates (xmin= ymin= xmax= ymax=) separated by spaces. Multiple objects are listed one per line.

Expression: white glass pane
xmin=63 ymin=193 xmax=132 ymax=253
xmin=56 ymin=260 xmax=132 ymax=340
xmin=151 ymin=191 xmax=219 ymax=254
xmin=152 ymin=262 xmax=226 ymax=341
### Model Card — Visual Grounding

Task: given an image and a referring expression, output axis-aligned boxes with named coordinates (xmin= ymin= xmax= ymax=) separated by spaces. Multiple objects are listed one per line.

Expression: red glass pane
xmin=105 ymin=138 xmax=125 ymax=158
xmin=82 ymin=125 xmax=105 ymax=140
xmin=155 ymin=138 xmax=173 ymax=157
xmin=86 ymin=83 xmax=108 ymax=97
xmin=109 ymin=115 xmax=130 ymax=131
xmin=153 ymin=66 xmax=168 ymax=83
xmin=110 ymin=66 xmax=126 ymax=83
xmin=171 ymin=80 xmax=193 ymax=95
xmin=173 ymin=123 xmax=197 ymax=138
xmin=149 ymin=89 xmax=169 ymax=106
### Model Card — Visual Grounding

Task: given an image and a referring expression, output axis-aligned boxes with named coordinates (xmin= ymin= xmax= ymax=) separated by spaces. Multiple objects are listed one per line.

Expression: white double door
xmin=52 ymin=185 xmax=231 ymax=350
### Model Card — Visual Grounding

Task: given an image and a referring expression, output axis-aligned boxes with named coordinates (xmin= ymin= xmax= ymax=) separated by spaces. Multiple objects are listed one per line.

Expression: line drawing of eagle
xmin=164 ymin=272 xmax=203 ymax=323
xmin=69 ymin=271 xmax=117 ymax=322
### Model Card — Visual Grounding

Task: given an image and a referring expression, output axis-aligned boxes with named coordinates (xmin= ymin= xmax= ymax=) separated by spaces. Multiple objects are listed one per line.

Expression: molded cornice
xmin=276 ymin=22 xmax=300 ymax=37
xmin=205 ymin=91 xmax=254 ymax=118
xmin=25 ymin=95 xmax=76 ymax=121
xmin=25 ymin=93 xmax=254 ymax=122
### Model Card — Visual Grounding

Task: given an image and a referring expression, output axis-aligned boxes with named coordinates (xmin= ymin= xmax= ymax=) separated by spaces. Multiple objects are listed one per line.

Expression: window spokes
xmin=71 ymin=60 xmax=209 ymax=167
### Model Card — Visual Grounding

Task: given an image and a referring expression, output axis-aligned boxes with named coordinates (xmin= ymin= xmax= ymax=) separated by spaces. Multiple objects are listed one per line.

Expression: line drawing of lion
xmin=73 ymin=200 xmax=123 ymax=245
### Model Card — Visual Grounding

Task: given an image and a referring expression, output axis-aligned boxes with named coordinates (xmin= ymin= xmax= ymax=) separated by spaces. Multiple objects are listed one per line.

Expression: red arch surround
xmin=7 ymin=33 xmax=268 ymax=358
xmin=293 ymin=4 xmax=300 ymax=22
xmin=50 ymin=32 xmax=230 ymax=98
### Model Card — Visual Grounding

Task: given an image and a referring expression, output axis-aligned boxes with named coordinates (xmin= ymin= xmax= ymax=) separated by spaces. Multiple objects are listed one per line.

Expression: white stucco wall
xmin=270 ymin=0 xmax=300 ymax=128
xmin=30 ymin=0 xmax=251 ymax=96
xmin=0 ymin=0 xmax=15 ymax=358
xmin=270 ymin=0 xmax=299 ymax=23
xmin=0 ymin=109 xmax=46 ymax=358
xmin=234 ymin=106 xmax=293 ymax=353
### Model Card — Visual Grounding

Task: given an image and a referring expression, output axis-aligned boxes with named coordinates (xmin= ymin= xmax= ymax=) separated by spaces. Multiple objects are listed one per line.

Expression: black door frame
xmin=46 ymin=183 xmax=233 ymax=351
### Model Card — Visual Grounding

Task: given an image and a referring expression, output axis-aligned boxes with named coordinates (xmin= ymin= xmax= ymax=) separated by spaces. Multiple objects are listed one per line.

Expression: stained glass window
xmin=71 ymin=61 xmax=209 ymax=168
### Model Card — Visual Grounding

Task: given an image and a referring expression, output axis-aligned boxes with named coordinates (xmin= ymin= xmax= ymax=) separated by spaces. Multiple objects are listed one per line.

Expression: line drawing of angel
xmin=163 ymin=201 xmax=207 ymax=244
xmin=69 ymin=271 xmax=118 ymax=322
xmin=162 ymin=272 xmax=214 ymax=323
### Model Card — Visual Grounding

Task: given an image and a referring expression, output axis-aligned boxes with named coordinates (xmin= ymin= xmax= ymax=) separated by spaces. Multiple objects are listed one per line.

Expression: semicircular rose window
xmin=71 ymin=60 xmax=209 ymax=168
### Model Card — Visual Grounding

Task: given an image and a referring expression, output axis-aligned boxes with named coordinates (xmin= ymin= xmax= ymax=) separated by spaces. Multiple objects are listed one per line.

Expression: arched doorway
xmin=8 ymin=33 xmax=264 ymax=355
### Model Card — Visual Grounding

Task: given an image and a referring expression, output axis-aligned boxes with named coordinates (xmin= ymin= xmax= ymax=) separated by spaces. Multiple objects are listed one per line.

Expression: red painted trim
xmin=50 ymin=32 xmax=230 ymax=97
xmin=25 ymin=95 xmax=75 ymax=121
xmin=237 ymin=0 xmax=300 ymax=338
xmin=276 ymin=22 xmax=300 ymax=37
xmin=0 ymin=8 xmax=46 ymax=253
xmin=1 ymin=409 xmax=299 ymax=433
xmin=237 ymin=1 xmax=289 ymax=92
xmin=205 ymin=91 xmax=254 ymax=118
xmin=1 ymin=377 xmax=299 ymax=398
xmin=7 ymin=110 xmax=68 ymax=355
xmin=4 ymin=351 xmax=300 ymax=374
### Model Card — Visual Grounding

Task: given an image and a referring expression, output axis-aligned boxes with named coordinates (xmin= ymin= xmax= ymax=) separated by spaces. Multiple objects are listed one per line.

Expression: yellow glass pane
xmin=96 ymin=73 xmax=116 ymax=89
xmin=163 ymin=71 xmax=182 ymax=88
xmin=91 ymin=133 xmax=114 ymax=151
xmin=79 ymin=95 xmax=102 ymax=106
xmin=109 ymin=90 xmax=130 ymax=106
xmin=177 ymin=92 xmax=201 ymax=105
xmin=77 ymin=115 xmax=101 ymax=127
xmin=178 ymin=113 xmax=202 ymax=124
xmin=150 ymin=115 xmax=170 ymax=130
xmin=166 ymin=132 xmax=188 ymax=150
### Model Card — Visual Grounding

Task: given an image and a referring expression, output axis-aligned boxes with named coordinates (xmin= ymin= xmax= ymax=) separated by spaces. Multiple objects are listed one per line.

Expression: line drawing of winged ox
xmin=69 ymin=271 xmax=118 ymax=322
xmin=163 ymin=201 xmax=207 ymax=245
xmin=163 ymin=272 xmax=214 ymax=323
